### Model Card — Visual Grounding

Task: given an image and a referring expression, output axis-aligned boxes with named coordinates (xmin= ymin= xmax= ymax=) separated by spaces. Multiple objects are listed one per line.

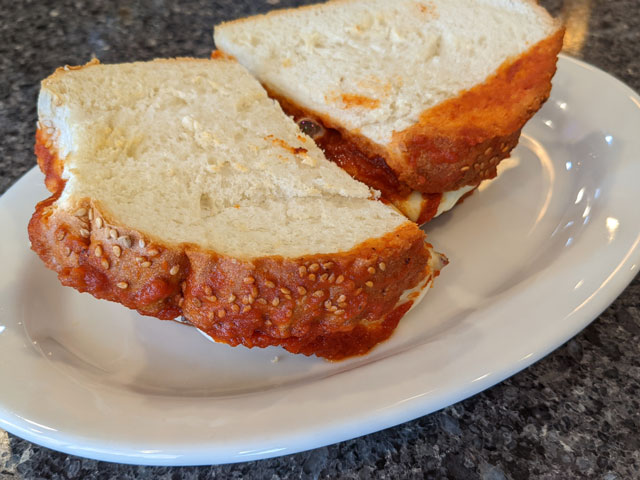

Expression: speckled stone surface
xmin=1 ymin=0 xmax=639 ymax=478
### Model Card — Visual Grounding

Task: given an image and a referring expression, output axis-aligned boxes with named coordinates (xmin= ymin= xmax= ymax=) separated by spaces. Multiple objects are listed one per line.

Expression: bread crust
xmin=29 ymin=130 xmax=444 ymax=360
xmin=34 ymin=128 xmax=65 ymax=194
xmin=41 ymin=57 xmax=228 ymax=89
xmin=389 ymin=29 xmax=565 ymax=193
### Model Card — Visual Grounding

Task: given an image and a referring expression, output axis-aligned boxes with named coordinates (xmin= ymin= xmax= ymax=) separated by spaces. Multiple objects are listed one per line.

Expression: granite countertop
xmin=1 ymin=0 xmax=639 ymax=478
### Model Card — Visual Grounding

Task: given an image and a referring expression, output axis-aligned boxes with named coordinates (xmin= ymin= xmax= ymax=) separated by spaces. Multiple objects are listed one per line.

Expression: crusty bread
xmin=214 ymin=0 xmax=564 ymax=221
xmin=28 ymin=57 xmax=446 ymax=360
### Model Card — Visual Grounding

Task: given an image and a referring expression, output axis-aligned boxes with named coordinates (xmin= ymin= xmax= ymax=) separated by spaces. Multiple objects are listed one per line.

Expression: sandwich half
xmin=214 ymin=0 xmax=564 ymax=223
xmin=28 ymin=57 xmax=446 ymax=360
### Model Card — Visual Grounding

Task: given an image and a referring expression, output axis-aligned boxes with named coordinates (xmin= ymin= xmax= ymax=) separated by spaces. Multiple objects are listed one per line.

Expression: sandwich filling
xmin=294 ymin=115 xmax=480 ymax=224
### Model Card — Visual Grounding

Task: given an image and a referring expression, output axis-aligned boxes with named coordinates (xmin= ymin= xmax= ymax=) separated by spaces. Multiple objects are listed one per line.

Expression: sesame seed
xmin=228 ymin=294 xmax=237 ymax=302
xmin=367 ymin=267 xmax=376 ymax=274
xmin=338 ymin=302 xmax=347 ymax=309
xmin=80 ymin=228 xmax=90 ymax=238
xmin=337 ymin=294 xmax=346 ymax=303
xmin=64 ymin=246 xmax=72 ymax=256
xmin=502 ymin=144 xmax=510 ymax=152
xmin=56 ymin=231 xmax=66 ymax=241
xmin=138 ymin=238 xmax=146 ymax=248
xmin=313 ymin=290 xmax=324 ymax=298
xmin=265 ymin=280 xmax=275 ymax=288
xmin=95 ymin=245 xmax=103 ymax=257
xmin=265 ymin=320 xmax=272 ymax=326
xmin=193 ymin=298 xmax=202 ymax=308
xmin=284 ymin=294 xmax=292 ymax=300
xmin=147 ymin=248 xmax=159 ymax=257
xmin=205 ymin=295 xmax=217 ymax=303
xmin=251 ymin=286 xmax=259 ymax=297
xmin=181 ymin=282 xmax=186 ymax=292
xmin=335 ymin=275 xmax=344 ymax=284
xmin=491 ymin=156 xmax=499 ymax=164
xmin=280 ymin=287 xmax=291 ymax=295
xmin=101 ymin=258 xmax=109 ymax=269
xmin=141 ymin=261 xmax=151 ymax=267
xmin=461 ymin=166 xmax=470 ymax=172
xmin=320 ymin=273 xmax=328 ymax=281
xmin=242 ymin=306 xmax=252 ymax=313
xmin=329 ymin=306 xmax=338 ymax=312
xmin=207 ymin=311 xmax=214 ymax=320
xmin=74 ymin=208 xmax=87 ymax=217
xmin=244 ymin=276 xmax=255 ymax=284
xmin=474 ymin=164 xmax=481 ymax=170
xmin=322 ymin=262 xmax=334 ymax=269
xmin=480 ymin=161 xmax=486 ymax=169
xmin=231 ymin=304 xmax=240 ymax=313
xmin=257 ymin=298 xmax=267 ymax=305
xmin=95 ymin=217 xmax=103 ymax=228
xmin=241 ymin=295 xmax=251 ymax=305
xmin=334 ymin=309 xmax=345 ymax=315
xmin=109 ymin=229 xmax=118 ymax=240
xmin=328 ymin=273 xmax=335 ymax=283
xmin=484 ymin=147 xmax=493 ymax=156
xmin=355 ymin=288 xmax=363 ymax=295
xmin=308 ymin=263 xmax=320 ymax=272
xmin=324 ymin=300 xmax=332 ymax=309
xmin=112 ymin=245 xmax=121 ymax=257
xmin=365 ymin=281 xmax=374 ymax=287
xmin=272 ymin=297 xmax=280 ymax=307
xmin=88 ymin=209 xmax=95 ymax=221
xmin=116 ymin=282 xmax=128 ymax=289
xmin=298 ymin=266 xmax=307 ymax=277
xmin=297 ymin=286 xmax=307 ymax=295
xmin=379 ymin=262 xmax=387 ymax=271
xmin=170 ymin=265 xmax=180 ymax=275
xmin=308 ymin=274 xmax=316 ymax=281
xmin=118 ymin=235 xmax=132 ymax=248
xmin=204 ymin=286 xmax=213 ymax=296
xmin=217 ymin=309 xmax=226 ymax=318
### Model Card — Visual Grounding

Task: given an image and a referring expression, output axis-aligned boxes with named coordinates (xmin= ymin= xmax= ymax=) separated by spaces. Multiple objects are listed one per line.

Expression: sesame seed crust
xmin=182 ymin=223 xmax=445 ymax=360
xmin=390 ymin=30 xmax=564 ymax=194
xmin=29 ymin=130 xmax=446 ymax=360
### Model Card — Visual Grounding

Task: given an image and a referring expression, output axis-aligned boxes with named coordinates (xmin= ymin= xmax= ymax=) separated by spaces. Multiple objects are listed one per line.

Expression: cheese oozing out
xmin=395 ymin=184 xmax=477 ymax=223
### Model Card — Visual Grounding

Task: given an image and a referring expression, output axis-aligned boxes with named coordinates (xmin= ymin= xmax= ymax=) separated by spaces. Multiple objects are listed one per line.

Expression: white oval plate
xmin=1 ymin=56 xmax=639 ymax=466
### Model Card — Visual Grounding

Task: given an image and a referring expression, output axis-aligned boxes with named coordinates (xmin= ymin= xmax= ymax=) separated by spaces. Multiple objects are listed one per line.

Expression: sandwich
xmin=214 ymin=0 xmax=564 ymax=224
xmin=28 ymin=57 xmax=446 ymax=360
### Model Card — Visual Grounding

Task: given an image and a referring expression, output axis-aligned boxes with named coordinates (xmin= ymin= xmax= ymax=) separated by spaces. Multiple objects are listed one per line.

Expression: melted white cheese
xmin=434 ymin=184 xmax=476 ymax=217
xmin=395 ymin=184 xmax=477 ymax=223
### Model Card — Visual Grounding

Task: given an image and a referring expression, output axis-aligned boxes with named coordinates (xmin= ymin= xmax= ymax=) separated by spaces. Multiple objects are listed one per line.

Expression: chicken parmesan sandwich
xmin=28 ymin=57 xmax=446 ymax=360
